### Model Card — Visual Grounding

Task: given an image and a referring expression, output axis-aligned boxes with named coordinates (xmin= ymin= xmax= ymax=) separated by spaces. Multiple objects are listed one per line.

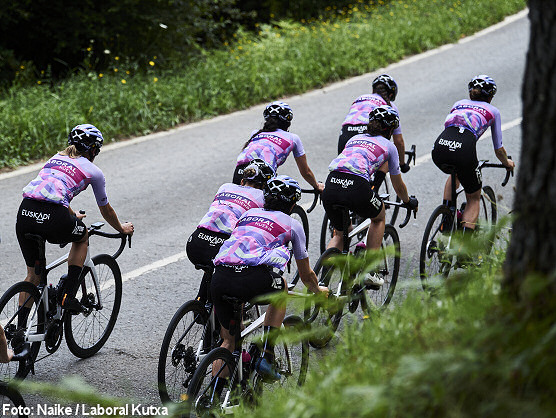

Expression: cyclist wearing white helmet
xmin=212 ymin=175 xmax=327 ymax=380
xmin=323 ymin=106 xmax=417 ymax=287
xmin=16 ymin=124 xmax=134 ymax=313
xmin=233 ymin=101 xmax=323 ymax=193
xmin=432 ymin=75 xmax=515 ymax=233
xmin=339 ymin=74 xmax=410 ymax=172
xmin=186 ymin=159 xmax=274 ymax=302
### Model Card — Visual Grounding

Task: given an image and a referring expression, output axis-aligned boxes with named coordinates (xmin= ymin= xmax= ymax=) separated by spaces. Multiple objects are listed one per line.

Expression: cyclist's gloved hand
xmin=406 ymin=196 xmax=418 ymax=211
xmin=400 ymin=163 xmax=411 ymax=173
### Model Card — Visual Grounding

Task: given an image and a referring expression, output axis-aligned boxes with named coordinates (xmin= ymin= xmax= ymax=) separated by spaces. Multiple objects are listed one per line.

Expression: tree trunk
xmin=503 ymin=0 xmax=556 ymax=301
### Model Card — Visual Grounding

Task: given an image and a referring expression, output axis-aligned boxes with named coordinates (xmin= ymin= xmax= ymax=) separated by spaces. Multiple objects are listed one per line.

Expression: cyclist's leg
xmin=321 ymin=172 xmax=355 ymax=250
xmin=458 ymin=159 xmax=482 ymax=232
xmin=461 ymin=190 xmax=481 ymax=230
xmin=366 ymin=206 xmax=386 ymax=251
xmin=0 ymin=325 xmax=13 ymax=363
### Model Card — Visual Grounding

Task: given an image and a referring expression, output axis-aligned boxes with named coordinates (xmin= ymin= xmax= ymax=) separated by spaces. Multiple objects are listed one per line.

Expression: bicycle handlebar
xmin=89 ymin=226 xmax=132 ymax=259
xmin=300 ymin=188 xmax=320 ymax=213
xmin=479 ymin=155 xmax=514 ymax=187
xmin=405 ymin=144 xmax=417 ymax=166
xmin=383 ymin=199 xmax=416 ymax=229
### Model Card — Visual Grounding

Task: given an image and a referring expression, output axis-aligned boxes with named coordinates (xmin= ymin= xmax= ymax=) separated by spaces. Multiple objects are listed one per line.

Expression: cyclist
xmin=233 ymin=101 xmax=323 ymax=192
xmin=211 ymin=175 xmax=327 ymax=380
xmin=0 ymin=325 xmax=13 ymax=363
xmin=431 ymin=75 xmax=515 ymax=234
xmin=185 ymin=159 xmax=274 ymax=302
xmin=15 ymin=124 xmax=134 ymax=315
xmin=338 ymin=74 xmax=410 ymax=173
xmin=322 ymin=105 xmax=418 ymax=287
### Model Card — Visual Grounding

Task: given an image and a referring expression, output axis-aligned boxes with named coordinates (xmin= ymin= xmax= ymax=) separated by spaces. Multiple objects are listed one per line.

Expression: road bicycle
xmin=419 ymin=159 xmax=513 ymax=290
xmin=186 ymin=293 xmax=308 ymax=416
xmin=0 ymin=221 xmax=130 ymax=382
xmin=319 ymin=145 xmax=416 ymax=253
xmin=307 ymin=197 xmax=415 ymax=348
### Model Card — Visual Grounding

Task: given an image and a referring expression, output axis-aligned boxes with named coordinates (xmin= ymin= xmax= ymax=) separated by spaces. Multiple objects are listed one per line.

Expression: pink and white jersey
xmin=198 ymin=183 xmax=265 ymax=235
xmin=22 ymin=154 xmax=108 ymax=207
xmin=342 ymin=93 xmax=402 ymax=135
xmin=328 ymin=134 xmax=401 ymax=182
xmin=214 ymin=208 xmax=308 ymax=272
xmin=236 ymin=129 xmax=305 ymax=171
xmin=444 ymin=99 xmax=503 ymax=149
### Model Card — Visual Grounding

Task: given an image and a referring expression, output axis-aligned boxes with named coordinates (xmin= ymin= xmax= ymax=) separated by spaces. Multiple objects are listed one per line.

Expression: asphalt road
xmin=0 ymin=9 xmax=528 ymax=414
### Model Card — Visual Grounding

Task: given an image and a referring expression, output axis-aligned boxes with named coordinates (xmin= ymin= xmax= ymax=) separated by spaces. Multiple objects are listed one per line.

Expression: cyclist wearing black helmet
xmin=432 ymin=75 xmax=514 ymax=234
xmin=233 ymin=101 xmax=323 ymax=193
xmin=186 ymin=159 xmax=274 ymax=301
xmin=212 ymin=175 xmax=327 ymax=380
xmin=323 ymin=106 xmax=417 ymax=287
xmin=16 ymin=124 xmax=134 ymax=313
xmin=338 ymin=74 xmax=409 ymax=172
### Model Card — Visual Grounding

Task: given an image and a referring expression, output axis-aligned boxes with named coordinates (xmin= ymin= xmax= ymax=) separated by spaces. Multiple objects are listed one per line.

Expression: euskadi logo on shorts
xmin=198 ymin=232 xmax=226 ymax=247
xmin=347 ymin=125 xmax=367 ymax=133
xmin=21 ymin=209 xmax=50 ymax=224
xmin=330 ymin=177 xmax=354 ymax=189
xmin=438 ymin=138 xmax=462 ymax=151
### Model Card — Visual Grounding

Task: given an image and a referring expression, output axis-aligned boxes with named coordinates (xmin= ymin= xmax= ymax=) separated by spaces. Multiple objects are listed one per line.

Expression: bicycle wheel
xmin=319 ymin=213 xmax=333 ymax=255
xmin=275 ymin=315 xmax=308 ymax=387
xmin=0 ymin=383 xmax=27 ymax=417
xmin=187 ymin=347 xmax=238 ymax=417
xmin=477 ymin=186 xmax=497 ymax=253
xmin=64 ymin=254 xmax=122 ymax=358
xmin=304 ymin=247 xmax=344 ymax=349
xmin=419 ymin=205 xmax=454 ymax=290
xmin=0 ymin=281 xmax=43 ymax=381
xmin=363 ymin=225 xmax=400 ymax=310
xmin=158 ymin=300 xmax=211 ymax=405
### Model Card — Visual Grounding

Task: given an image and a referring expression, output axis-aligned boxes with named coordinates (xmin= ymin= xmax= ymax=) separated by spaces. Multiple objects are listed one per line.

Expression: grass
xmin=0 ymin=0 xmax=526 ymax=169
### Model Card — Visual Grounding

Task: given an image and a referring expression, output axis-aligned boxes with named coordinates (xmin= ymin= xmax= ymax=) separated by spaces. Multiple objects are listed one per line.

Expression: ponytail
xmin=373 ymin=84 xmax=392 ymax=106
xmin=469 ymin=87 xmax=491 ymax=102
xmin=242 ymin=117 xmax=290 ymax=150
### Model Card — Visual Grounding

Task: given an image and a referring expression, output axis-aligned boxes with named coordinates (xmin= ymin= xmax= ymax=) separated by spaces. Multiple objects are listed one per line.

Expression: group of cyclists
xmin=2 ymin=72 xmax=515 ymax=385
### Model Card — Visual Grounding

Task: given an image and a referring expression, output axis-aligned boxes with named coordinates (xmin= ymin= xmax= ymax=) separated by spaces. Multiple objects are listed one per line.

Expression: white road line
xmin=120 ymin=252 xmax=186 ymax=285
xmin=413 ymin=117 xmax=522 ymax=167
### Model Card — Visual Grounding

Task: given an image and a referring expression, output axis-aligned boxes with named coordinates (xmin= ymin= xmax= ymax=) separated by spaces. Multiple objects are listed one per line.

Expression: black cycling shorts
xmin=338 ymin=124 xmax=367 ymax=154
xmin=16 ymin=199 xmax=87 ymax=267
xmin=186 ymin=227 xmax=230 ymax=268
xmin=211 ymin=265 xmax=285 ymax=330
xmin=321 ymin=171 xmax=383 ymax=231
xmin=232 ymin=162 xmax=249 ymax=185
xmin=432 ymin=126 xmax=481 ymax=194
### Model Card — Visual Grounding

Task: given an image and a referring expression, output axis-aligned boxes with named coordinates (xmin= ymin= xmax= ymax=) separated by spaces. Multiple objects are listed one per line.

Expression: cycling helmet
xmin=263 ymin=101 xmax=293 ymax=123
xmin=368 ymin=105 xmax=400 ymax=131
xmin=242 ymin=159 xmax=275 ymax=186
xmin=264 ymin=175 xmax=301 ymax=206
xmin=468 ymin=75 xmax=497 ymax=98
xmin=68 ymin=124 xmax=104 ymax=156
xmin=372 ymin=74 xmax=398 ymax=101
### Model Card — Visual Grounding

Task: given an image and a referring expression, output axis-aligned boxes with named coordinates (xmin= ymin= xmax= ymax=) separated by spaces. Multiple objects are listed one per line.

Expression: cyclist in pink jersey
xmin=212 ymin=176 xmax=327 ymax=380
xmin=323 ymin=106 xmax=418 ymax=287
xmin=16 ymin=124 xmax=134 ymax=313
xmin=431 ymin=75 xmax=514 ymax=234
xmin=339 ymin=74 xmax=410 ymax=173
xmin=185 ymin=159 xmax=273 ymax=302
xmin=233 ymin=101 xmax=323 ymax=193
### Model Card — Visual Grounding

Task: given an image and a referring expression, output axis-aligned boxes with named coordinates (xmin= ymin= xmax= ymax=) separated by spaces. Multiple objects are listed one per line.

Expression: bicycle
xmin=307 ymin=197 xmax=416 ymax=348
xmin=0 ymin=382 xmax=27 ymax=417
xmin=419 ymin=159 xmax=513 ymax=290
xmin=320 ymin=145 xmax=416 ymax=253
xmin=0 ymin=221 xmax=130 ymax=382
xmin=186 ymin=293 xmax=308 ymax=416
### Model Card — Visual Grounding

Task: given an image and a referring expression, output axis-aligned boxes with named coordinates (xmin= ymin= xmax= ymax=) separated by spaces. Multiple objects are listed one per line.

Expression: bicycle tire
xmin=291 ymin=205 xmax=309 ymax=249
xmin=64 ymin=254 xmax=122 ymax=358
xmin=478 ymin=186 xmax=497 ymax=254
xmin=277 ymin=315 xmax=309 ymax=387
xmin=419 ymin=205 xmax=454 ymax=290
xmin=363 ymin=224 xmax=400 ymax=310
xmin=305 ymin=247 xmax=343 ymax=349
xmin=0 ymin=281 xmax=43 ymax=381
xmin=187 ymin=347 xmax=237 ymax=417
xmin=319 ymin=213 xmax=332 ymax=255
xmin=158 ymin=299 xmax=211 ymax=405
xmin=0 ymin=382 xmax=27 ymax=417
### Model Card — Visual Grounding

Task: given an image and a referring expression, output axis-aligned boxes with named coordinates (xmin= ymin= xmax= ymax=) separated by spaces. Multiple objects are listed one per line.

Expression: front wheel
xmin=64 ymin=254 xmax=122 ymax=358
xmin=419 ymin=205 xmax=454 ymax=291
xmin=0 ymin=281 xmax=43 ymax=381
xmin=158 ymin=300 xmax=211 ymax=405
xmin=276 ymin=315 xmax=309 ymax=387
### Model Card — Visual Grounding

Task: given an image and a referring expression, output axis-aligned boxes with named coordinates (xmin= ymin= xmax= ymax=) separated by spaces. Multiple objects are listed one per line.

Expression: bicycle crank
xmin=45 ymin=319 xmax=63 ymax=353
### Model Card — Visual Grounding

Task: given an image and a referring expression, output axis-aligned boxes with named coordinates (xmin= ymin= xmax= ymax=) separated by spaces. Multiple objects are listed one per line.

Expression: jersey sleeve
xmin=292 ymin=134 xmax=306 ymax=158
xmin=387 ymin=141 xmax=402 ymax=176
xmin=89 ymin=165 xmax=109 ymax=206
xmin=490 ymin=107 xmax=503 ymax=149
xmin=290 ymin=218 xmax=309 ymax=260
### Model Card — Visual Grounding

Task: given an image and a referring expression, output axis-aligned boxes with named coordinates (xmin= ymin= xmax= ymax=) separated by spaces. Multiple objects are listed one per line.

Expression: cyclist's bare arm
xmin=392 ymin=133 xmax=406 ymax=166
xmin=495 ymin=146 xmax=515 ymax=169
xmin=294 ymin=155 xmax=324 ymax=192
xmin=296 ymin=257 xmax=328 ymax=294
xmin=390 ymin=173 xmax=410 ymax=203
xmin=99 ymin=203 xmax=134 ymax=235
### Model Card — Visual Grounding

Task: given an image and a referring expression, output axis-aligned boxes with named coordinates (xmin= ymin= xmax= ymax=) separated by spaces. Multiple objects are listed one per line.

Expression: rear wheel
xmin=64 ymin=254 xmax=122 ymax=358
xmin=477 ymin=186 xmax=497 ymax=254
xmin=0 ymin=281 xmax=43 ymax=381
xmin=158 ymin=300 xmax=211 ymax=404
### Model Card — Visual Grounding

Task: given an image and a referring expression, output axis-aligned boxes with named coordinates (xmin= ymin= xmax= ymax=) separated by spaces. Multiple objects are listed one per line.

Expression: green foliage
xmin=0 ymin=0 xmax=526 ymax=169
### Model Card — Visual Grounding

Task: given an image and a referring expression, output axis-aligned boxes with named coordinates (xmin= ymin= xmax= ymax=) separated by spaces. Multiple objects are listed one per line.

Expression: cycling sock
xmin=17 ymin=306 xmax=31 ymax=328
xmin=62 ymin=265 xmax=83 ymax=300
xmin=214 ymin=377 xmax=228 ymax=397
xmin=443 ymin=199 xmax=453 ymax=207
xmin=262 ymin=326 xmax=278 ymax=361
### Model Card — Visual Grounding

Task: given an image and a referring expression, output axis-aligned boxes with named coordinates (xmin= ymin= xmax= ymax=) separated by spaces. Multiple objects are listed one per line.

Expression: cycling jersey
xmin=444 ymin=99 xmax=503 ymax=149
xmin=197 ymin=183 xmax=265 ymax=235
xmin=342 ymin=93 xmax=402 ymax=136
xmin=329 ymin=134 xmax=401 ymax=183
xmin=22 ymin=154 xmax=108 ymax=207
xmin=236 ymin=129 xmax=305 ymax=172
xmin=214 ymin=208 xmax=308 ymax=272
